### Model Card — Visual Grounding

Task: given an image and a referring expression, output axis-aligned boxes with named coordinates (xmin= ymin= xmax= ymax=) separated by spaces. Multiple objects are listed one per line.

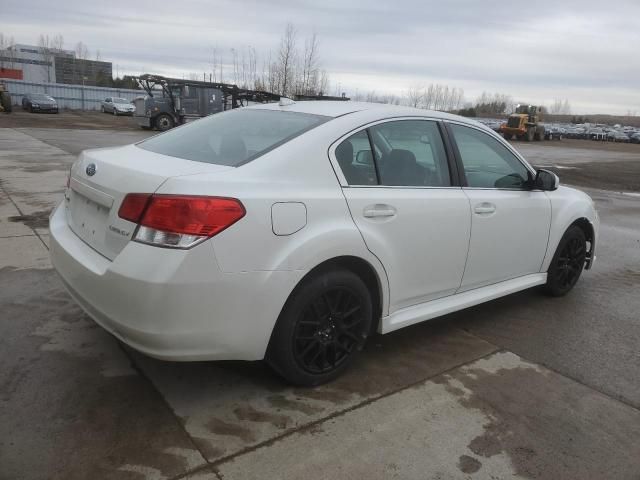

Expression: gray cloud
xmin=4 ymin=0 xmax=640 ymax=113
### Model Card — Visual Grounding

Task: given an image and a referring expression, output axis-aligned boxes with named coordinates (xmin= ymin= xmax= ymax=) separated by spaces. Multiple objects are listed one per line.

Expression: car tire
xmin=101 ymin=106 xmax=105 ymax=113
xmin=503 ymin=133 xmax=513 ymax=140
xmin=113 ymin=109 xmax=118 ymax=116
xmin=154 ymin=113 xmax=174 ymax=131
xmin=267 ymin=269 xmax=373 ymax=386
xmin=545 ymin=225 xmax=587 ymax=297
xmin=29 ymin=105 xmax=34 ymax=113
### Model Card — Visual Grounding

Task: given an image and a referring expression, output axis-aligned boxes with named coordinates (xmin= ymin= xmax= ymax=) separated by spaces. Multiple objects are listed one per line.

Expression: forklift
xmin=500 ymin=104 xmax=545 ymax=141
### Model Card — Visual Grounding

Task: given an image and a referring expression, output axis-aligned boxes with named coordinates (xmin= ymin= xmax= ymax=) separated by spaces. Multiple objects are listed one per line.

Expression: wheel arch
xmin=276 ymin=255 xmax=386 ymax=339
xmin=570 ymin=217 xmax=595 ymax=269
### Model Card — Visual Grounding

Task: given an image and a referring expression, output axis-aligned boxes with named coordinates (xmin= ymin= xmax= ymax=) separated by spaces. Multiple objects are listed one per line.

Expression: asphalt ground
xmin=1 ymin=121 xmax=639 ymax=479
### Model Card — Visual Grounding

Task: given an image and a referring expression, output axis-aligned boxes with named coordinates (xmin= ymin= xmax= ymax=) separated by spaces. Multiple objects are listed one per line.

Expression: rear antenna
xmin=279 ymin=97 xmax=296 ymax=107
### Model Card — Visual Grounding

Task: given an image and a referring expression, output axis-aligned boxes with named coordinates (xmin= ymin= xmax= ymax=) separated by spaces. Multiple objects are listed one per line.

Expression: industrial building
xmin=0 ymin=44 xmax=112 ymax=86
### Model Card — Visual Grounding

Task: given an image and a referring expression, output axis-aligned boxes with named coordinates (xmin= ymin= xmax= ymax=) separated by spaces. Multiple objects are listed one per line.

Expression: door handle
xmin=473 ymin=202 xmax=496 ymax=215
xmin=363 ymin=205 xmax=396 ymax=218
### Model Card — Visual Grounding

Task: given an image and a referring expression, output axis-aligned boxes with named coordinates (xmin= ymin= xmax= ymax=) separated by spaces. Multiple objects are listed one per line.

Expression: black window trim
xmin=443 ymin=120 xmax=539 ymax=191
xmin=330 ymin=116 xmax=463 ymax=189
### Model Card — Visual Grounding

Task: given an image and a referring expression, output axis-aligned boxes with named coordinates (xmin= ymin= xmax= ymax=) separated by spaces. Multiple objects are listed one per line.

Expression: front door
xmin=447 ymin=123 xmax=552 ymax=291
xmin=334 ymin=119 xmax=471 ymax=313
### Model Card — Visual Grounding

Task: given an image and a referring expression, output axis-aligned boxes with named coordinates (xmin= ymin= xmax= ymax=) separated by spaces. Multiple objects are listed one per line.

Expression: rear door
xmin=446 ymin=122 xmax=551 ymax=291
xmin=333 ymin=119 xmax=471 ymax=313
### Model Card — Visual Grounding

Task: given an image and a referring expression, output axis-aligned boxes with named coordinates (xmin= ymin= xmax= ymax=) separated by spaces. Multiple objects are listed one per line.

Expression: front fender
xmin=541 ymin=186 xmax=599 ymax=272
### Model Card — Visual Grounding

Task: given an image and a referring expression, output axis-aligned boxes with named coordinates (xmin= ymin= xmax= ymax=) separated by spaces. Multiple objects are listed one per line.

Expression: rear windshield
xmin=137 ymin=109 xmax=330 ymax=166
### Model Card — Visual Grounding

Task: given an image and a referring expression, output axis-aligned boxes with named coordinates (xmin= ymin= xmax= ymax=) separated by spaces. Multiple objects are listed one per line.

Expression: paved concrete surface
xmin=1 ymin=127 xmax=639 ymax=479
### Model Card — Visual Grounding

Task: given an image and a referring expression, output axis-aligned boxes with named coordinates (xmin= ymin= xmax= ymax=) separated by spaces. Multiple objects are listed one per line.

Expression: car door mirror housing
xmin=535 ymin=169 xmax=559 ymax=191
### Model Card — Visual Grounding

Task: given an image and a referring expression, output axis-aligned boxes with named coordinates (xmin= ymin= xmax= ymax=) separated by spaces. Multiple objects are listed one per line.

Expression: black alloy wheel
xmin=293 ymin=287 xmax=365 ymax=375
xmin=267 ymin=269 xmax=373 ymax=386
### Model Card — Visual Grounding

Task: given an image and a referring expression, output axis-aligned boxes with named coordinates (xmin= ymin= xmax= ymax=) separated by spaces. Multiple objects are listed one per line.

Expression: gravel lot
xmin=1 ymin=116 xmax=639 ymax=479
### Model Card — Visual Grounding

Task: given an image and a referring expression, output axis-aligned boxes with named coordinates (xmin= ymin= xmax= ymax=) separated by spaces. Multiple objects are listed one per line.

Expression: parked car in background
xmin=50 ymin=102 xmax=598 ymax=386
xmin=607 ymin=131 xmax=630 ymax=143
xmin=545 ymin=125 xmax=564 ymax=140
xmin=22 ymin=93 xmax=59 ymax=113
xmin=101 ymin=97 xmax=135 ymax=116
xmin=630 ymin=133 xmax=640 ymax=144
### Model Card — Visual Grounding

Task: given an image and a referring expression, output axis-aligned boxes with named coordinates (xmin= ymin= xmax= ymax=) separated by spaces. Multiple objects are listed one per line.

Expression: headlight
xmin=32 ymin=104 xmax=39 ymax=107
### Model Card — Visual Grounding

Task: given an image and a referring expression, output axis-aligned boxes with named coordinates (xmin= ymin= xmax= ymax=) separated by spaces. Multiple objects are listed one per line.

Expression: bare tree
xmin=0 ymin=33 xmax=16 ymax=70
xmin=277 ymin=23 xmax=297 ymax=96
xmin=75 ymin=41 xmax=89 ymax=60
xmin=406 ymin=84 xmax=423 ymax=108
xmin=38 ymin=34 xmax=56 ymax=82
xmin=300 ymin=32 xmax=320 ymax=95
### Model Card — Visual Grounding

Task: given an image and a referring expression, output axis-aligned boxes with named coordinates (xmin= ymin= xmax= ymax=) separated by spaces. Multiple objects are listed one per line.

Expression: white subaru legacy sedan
xmin=50 ymin=101 xmax=598 ymax=385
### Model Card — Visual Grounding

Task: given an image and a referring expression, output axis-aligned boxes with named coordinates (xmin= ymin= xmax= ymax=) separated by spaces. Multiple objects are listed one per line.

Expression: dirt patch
xmin=206 ymin=418 xmax=255 ymax=443
xmin=436 ymin=357 xmax=640 ymax=479
xmin=233 ymin=405 xmax=289 ymax=429
xmin=458 ymin=454 xmax=482 ymax=474
xmin=537 ymin=160 xmax=640 ymax=192
xmin=267 ymin=394 xmax=324 ymax=415
xmin=8 ymin=209 xmax=51 ymax=229
xmin=0 ymin=110 xmax=141 ymax=131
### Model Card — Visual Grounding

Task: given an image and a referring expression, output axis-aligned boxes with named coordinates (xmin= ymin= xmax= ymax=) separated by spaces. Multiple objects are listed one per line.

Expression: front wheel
xmin=545 ymin=226 xmax=587 ymax=296
xmin=267 ymin=269 xmax=373 ymax=386
xmin=526 ymin=127 xmax=535 ymax=141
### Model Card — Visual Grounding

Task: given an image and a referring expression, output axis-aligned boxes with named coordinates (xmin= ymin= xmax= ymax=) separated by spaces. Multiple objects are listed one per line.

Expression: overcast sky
xmin=4 ymin=0 xmax=640 ymax=114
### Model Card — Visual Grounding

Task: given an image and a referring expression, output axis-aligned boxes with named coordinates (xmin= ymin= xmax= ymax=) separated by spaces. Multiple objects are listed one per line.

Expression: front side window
xmin=450 ymin=124 xmax=531 ymax=189
xmin=369 ymin=120 xmax=451 ymax=187
xmin=138 ymin=109 xmax=329 ymax=166
xmin=335 ymin=130 xmax=377 ymax=185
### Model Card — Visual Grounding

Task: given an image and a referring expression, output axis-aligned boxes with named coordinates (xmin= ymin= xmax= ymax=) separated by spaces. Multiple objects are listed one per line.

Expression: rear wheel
xmin=545 ymin=226 xmax=586 ymax=296
xmin=154 ymin=113 xmax=174 ymax=131
xmin=267 ymin=269 xmax=373 ymax=386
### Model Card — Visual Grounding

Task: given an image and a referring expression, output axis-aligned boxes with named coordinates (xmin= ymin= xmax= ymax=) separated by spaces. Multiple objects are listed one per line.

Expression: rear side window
xmin=335 ymin=130 xmax=377 ymax=185
xmin=369 ymin=120 xmax=451 ymax=187
xmin=138 ymin=109 xmax=329 ymax=166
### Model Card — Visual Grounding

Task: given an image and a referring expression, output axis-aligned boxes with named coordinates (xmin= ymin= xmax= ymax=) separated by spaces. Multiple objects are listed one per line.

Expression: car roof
xmin=250 ymin=100 xmax=471 ymax=122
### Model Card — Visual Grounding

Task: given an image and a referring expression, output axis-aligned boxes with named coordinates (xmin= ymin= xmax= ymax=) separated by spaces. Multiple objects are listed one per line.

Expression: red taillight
xmin=140 ymin=195 xmax=245 ymax=236
xmin=118 ymin=194 xmax=245 ymax=239
xmin=118 ymin=193 xmax=152 ymax=223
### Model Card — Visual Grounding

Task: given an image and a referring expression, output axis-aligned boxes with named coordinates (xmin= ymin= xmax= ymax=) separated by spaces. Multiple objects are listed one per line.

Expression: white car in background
xmin=50 ymin=101 xmax=598 ymax=386
xmin=101 ymin=97 xmax=135 ymax=116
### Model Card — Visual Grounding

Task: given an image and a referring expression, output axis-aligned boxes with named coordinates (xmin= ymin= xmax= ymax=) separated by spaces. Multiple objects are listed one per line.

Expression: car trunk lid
xmin=65 ymin=144 xmax=233 ymax=260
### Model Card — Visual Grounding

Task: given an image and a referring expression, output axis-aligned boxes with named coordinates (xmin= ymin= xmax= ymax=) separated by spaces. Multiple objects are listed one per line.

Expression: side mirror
xmin=534 ymin=169 xmax=559 ymax=191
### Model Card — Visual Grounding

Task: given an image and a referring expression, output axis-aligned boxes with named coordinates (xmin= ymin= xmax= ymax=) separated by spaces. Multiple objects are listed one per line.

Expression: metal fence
xmin=3 ymin=79 xmax=142 ymax=110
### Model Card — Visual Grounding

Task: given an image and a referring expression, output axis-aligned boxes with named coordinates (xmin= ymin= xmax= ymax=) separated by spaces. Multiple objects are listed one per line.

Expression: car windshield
xmin=137 ymin=108 xmax=330 ymax=166
xmin=32 ymin=94 xmax=53 ymax=101
xmin=113 ymin=98 xmax=129 ymax=103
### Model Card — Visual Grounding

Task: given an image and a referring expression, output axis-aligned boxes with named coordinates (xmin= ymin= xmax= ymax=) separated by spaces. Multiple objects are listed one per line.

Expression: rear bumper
xmin=49 ymin=202 xmax=303 ymax=361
